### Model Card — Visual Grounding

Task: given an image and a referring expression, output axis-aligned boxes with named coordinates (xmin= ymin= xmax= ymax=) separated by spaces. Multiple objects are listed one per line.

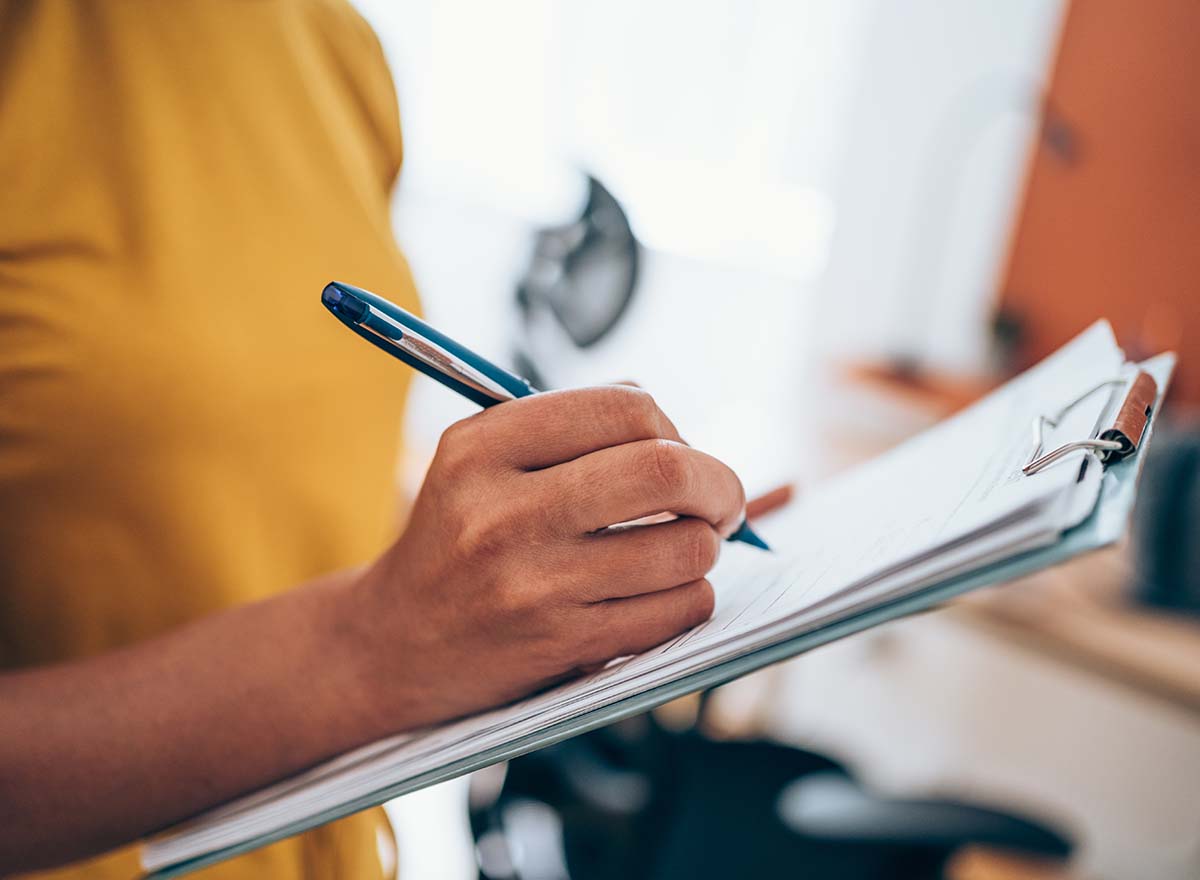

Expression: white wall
xmin=816 ymin=0 xmax=1066 ymax=370
xmin=357 ymin=0 xmax=1068 ymax=476
xmin=357 ymin=0 xmax=867 ymax=279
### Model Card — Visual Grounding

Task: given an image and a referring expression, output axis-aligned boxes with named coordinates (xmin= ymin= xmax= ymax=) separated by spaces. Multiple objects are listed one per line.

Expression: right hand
xmin=347 ymin=385 xmax=747 ymax=731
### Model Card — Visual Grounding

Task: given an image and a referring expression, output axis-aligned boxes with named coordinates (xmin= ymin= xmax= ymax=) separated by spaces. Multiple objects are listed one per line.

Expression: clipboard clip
xmin=1023 ymin=370 xmax=1158 ymax=476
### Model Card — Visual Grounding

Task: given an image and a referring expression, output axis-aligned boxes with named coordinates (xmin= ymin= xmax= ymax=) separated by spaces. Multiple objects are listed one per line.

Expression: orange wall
xmin=998 ymin=0 xmax=1200 ymax=402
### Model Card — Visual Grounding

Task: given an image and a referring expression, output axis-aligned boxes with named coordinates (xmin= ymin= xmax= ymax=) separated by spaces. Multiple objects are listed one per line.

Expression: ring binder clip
xmin=1024 ymin=370 xmax=1158 ymax=475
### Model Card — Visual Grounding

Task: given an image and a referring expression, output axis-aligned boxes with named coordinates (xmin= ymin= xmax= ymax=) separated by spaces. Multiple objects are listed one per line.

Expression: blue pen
xmin=321 ymin=281 xmax=770 ymax=551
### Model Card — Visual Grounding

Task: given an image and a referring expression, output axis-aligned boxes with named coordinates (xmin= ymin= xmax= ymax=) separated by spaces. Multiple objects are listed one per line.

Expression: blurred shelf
xmin=952 ymin=545 xmax=1200 ymax=717
xmin=840 ymin=359 xmax=999 ymax=418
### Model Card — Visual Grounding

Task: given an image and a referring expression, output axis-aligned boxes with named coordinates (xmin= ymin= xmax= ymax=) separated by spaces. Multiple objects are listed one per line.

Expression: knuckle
xmin=493 ymin=581 xmax=535 ymax=618
xmin=602 ymin=385 xmax=662 ymax=437
xmin=439 ymin=498 xmax=471 ymax=542
xmin=575 ymin=610 xmax=616 ymax=661
xmin=438 ymin=416 xmax=474 ymax=450
xmin=448 ymin=499 xmax=507 ymax=561
xmin=683 ymin=579 xmax=716 ymax=623
xmin=676 ymin=521 xmax=720 ymax=577
xmin=451 ymin=518 xmax=496 ymax=562
xmin=435 ymin=418 xmax=481 ymax=475
xmin=443 ymin=480 xmax=542 ymax=564
xmin=644 ymin=439 xmax=692 ymax=501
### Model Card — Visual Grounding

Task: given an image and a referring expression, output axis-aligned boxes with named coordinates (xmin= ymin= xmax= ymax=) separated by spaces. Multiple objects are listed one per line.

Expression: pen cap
xmin=322 ymin=282 xmax=538 ymax=406
xmin=321 ymin=284 xmax=368 ymax=323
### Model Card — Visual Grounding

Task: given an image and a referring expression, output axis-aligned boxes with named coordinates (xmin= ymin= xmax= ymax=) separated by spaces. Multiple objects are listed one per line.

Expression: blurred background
xmin=349 ymin=1 xmax=1200 ymax=877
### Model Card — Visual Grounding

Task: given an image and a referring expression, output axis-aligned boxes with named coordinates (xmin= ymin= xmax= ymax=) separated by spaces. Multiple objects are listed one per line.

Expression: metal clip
xmin=1023 ymin=371 xmax=1157 ymax=476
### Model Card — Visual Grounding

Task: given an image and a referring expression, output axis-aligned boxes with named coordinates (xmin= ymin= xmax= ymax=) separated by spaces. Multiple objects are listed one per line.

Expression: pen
xmin=321 ymin=281 xmax=770 ymax=551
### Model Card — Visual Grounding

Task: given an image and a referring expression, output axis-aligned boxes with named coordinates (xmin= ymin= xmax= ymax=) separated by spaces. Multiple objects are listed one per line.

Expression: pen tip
xmin=730 ymin=521 xmax=771 ymax=551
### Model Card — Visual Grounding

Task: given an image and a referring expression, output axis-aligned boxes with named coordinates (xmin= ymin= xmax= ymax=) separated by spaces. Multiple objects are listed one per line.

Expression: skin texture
xmin=0 ymin=386 xmax=787 ymax=873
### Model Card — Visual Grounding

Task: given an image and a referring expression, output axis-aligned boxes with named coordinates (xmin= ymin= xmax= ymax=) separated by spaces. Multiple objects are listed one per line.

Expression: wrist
xmin=312 ymin=566 xmax=399 ymax=744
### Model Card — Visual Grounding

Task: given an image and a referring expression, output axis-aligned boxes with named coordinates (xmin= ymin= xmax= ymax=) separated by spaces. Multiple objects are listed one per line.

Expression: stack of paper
xmin=143 ymin=321 xmax=1165 ymax=876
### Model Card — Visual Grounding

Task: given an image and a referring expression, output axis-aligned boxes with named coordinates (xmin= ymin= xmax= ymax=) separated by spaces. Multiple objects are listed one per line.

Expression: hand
xmin=348 ymin=386 xmax=747 ymax=730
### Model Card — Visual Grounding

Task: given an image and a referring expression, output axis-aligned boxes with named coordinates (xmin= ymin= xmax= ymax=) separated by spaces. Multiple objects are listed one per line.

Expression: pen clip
xmin=359 ymin=305 xmax=516 ymax=405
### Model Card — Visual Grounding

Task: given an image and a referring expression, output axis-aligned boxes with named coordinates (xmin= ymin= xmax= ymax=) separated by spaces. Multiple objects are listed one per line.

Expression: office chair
xmin=468 ymin=718 xmax=1073 ymax=880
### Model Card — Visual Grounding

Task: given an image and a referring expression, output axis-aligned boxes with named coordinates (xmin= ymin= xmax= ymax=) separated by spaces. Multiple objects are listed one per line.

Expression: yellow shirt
xmin=0 ymin=1 xmax=418 ymax=876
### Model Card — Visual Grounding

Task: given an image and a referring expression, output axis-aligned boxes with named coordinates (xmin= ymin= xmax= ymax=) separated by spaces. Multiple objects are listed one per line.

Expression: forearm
xmin=0 ymin=569 xmax=388 ymax=873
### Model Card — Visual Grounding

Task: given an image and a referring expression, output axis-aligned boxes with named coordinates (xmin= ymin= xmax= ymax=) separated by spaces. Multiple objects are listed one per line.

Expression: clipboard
xmin=146 ymin=351 xmax=1175 ymax=879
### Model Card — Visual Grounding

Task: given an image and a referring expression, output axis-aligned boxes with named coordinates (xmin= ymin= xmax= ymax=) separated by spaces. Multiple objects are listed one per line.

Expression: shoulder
xmin=298 ymin=0 xmax=406 ymax=189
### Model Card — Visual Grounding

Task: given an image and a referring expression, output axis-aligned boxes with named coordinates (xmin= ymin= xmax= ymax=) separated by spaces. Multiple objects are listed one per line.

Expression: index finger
xmin=470 ymin=385 xmax=685 ymax=470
